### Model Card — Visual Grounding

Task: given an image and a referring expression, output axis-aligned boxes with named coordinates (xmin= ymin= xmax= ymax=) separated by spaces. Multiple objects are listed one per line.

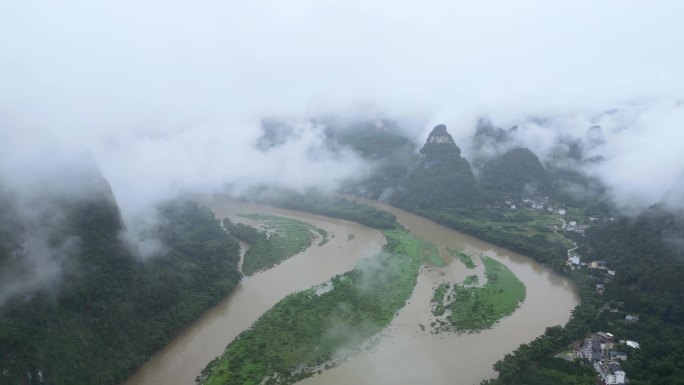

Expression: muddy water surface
xmin=298 ymin=200 xmax=579 ymax=385
xmin=122 ymin=199 xmax=384 ymax=385
xmin=123 ymin=198 xmax=578 ymax=385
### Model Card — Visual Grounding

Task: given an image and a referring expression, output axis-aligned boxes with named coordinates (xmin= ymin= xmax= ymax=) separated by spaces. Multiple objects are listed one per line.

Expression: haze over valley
xmin=1 ymin=2 xmax=683 ymax=385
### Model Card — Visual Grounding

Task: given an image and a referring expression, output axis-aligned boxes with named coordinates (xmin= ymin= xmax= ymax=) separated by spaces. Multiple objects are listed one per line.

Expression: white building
xmin=594 ymin=361 xmax=626 ymax=384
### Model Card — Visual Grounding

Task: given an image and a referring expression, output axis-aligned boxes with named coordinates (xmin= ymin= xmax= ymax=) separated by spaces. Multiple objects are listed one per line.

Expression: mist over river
xmin=123 ymin=198 xmax=578 ymax=385
xmin=299 ymin=199 xmax=579 ymax=385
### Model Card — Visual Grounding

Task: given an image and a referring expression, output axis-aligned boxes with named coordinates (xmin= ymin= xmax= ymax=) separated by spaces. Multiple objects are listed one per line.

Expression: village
xmin=497 ymin=196 xmax=615 ymax=235
xmin=562 ymin=328 xmax=641 ymax=385
xmin=559 ymin=222 xmax=644 ymax=385
xmin=562 ymin=255 xmax=640 ymax=384
xmin=456 ymin=196 xmax=642 ymax=384
xmin=496 ymin=196 xmax=620 ymax=295
xmin=565 ymin=247 xmax=616 ymax=294
xmin=501 ymin=196 xmax=644 ymax=385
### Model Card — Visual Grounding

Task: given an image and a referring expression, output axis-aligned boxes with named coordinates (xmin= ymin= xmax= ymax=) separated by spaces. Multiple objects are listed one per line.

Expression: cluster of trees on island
xmin=223 ymin=214 xmax=327 ymax=275
xmin=431 ymin=256 xmax=526 ymax=333
xmin=197 ymin=229 xmax=440 ymax=385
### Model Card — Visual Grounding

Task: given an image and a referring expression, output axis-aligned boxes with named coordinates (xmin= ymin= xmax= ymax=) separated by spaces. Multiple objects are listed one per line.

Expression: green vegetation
xmin=479 ymin=147 xmax=552 ymax=200
xmin=546 ymin=165 xmax=612 ymax=213
xmin=4 ymin=122 xmax=679 ymax=385
xmin=580 ymin=209 xmax=684 ymax=384
xmin=487 ymin=356 xmax=597 ymax=385
xmin=431 ymin=283 xmax=449 ymax=317
xmin=424 ymin=248 xmax=446 ymax=267
xmin=416 ymin=207 xmax=573 ymax=271
xmin=259 ymin=190 xmax=397 ymax=229
xmin=392 ymin=125 xmax=482 ymax=210
xmin=198 ymin=230 xmax=437 ymax=385
xmin=431 ymin=256 xmax=526 ymax=333
xmin=0 ymin=196 xmax=241 ymax=385
xmin=324 ymin=120 xmax=415 ymax=161
xmin=463 ymin=274 xmax=479 ymax=285
xmin=225 ymin=214 xmax=327 ymax=275
xmin=416 ymin=243 xmax=444 ymax=268
xmin=326 ymin=123 xmax=577 ymax=270
xmin=324 ymin=121 xmax=419 ymax=199
xmin=330 ymin=123 xmax=682 ymax=384
xmin=370 ymin=125 xmax=573 ymax=269
xmin=477 ymin=270 xmax=605 ymax=385
xmin=329 ymin=123 xmax=621 ymax=382
xmin=449 ymin=248 xmax=476 ymax=269
xmin=482 ymin=208 xmax=684 ymax=385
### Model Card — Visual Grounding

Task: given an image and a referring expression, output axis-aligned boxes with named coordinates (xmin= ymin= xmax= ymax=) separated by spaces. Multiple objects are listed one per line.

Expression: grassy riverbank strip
xmin=224 ymin=214 xmax=328 ymax=275
xmin=449 ymin=248 xmax=476 ymax=268
xmin=257 ymin=190 xmax=397 ymax=229
xmin=197 ymin=230 xmax=437 ymax=385
xmin=432 ymin=256 xmax=526 ymax=333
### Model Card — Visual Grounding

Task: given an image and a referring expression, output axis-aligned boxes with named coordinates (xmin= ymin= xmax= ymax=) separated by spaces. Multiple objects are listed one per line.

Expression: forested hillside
xmin=484 ymin=207 xmax=684 ymax=385
xmin=479 ymin=147 xmax=552 ymax=200
xmin=330 ymin=122 xmax=683 ymax=384
xmin=0 ymin=174 xmax=241 ymax=385
xmin=391 ymin=124 xmax=482 ymax=210
xmin=385 ymin=125 xmax=571 ymax=266
xmin=324 ymin=121 xmax=418 ymax=199
xmin=255 ymin=189 xmax=397 ymax=229
xmin=318 ymin=124 xmax=571 ymax=265
xmin=582 ymin=208 xmax=684 ymax=384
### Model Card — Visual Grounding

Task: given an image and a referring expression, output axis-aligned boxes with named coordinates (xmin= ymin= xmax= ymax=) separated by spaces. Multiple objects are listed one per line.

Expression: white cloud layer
xmin=1 ymin=0 xmax=684 ymax=305
xmin=1 ymin=0 xmax=683 ymax=213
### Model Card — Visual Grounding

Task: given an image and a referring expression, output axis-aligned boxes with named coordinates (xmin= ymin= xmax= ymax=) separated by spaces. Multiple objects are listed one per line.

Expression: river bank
xmin=298 ymin=200 xmax=579 ymax=385
xmin=122 ymin=197 xmax=578 ymax=385
xmin=121 ymin=199 xmax=384 ymax=385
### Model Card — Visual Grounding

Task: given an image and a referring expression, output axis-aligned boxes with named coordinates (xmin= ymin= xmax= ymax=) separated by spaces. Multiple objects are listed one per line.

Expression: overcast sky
xmin=1 ymin=0 xmax=683 ymax=213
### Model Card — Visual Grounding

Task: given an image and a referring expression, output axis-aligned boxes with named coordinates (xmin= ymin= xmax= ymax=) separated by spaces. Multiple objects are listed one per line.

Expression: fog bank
xmin=1 ymin=1 xmax=683 ymax=234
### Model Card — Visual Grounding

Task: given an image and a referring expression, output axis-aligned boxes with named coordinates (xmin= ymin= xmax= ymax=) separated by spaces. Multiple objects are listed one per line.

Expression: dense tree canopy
xmin=391 ymin=125 xmax=482 ymax=210
xmin=0 ymin=189 xmax=241 ymax=385
xmin=258 ymin=190 xmax=397 ymax=229
xmin=479 ymin=147 xmax=552 ymax=201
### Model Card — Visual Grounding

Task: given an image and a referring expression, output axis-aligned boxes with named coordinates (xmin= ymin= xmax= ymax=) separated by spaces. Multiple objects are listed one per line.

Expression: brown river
xmin=123 ymin=197 xmax=579 ymax=385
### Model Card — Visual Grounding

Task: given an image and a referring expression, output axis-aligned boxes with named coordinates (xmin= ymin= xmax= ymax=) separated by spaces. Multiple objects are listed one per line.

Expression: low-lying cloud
xmin=452 ymin=101 xmax=684 ymax=213
xmin=0 ymin=0 xmax=683 ymax=266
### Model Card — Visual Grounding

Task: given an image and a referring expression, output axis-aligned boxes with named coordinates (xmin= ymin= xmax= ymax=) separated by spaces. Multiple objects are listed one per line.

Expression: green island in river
xmin=197 ymin=229 xmax=443 ymax=385
xmin=449 ymin=248 xmax=477 ymax=269
xmin=431 ymin=255 xmax=526 ymax=333
xmin=198 ymin=209 xmax=529 ymax=385
xmin=224 ymin=214 xmax=329 ymax=276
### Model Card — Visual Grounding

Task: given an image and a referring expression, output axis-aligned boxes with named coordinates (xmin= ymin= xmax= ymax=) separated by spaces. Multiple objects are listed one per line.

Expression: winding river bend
xmin=122 ymin=198 xmax=579 ymax=385
xmin=300 ymin=199 xmax=579 ymax=385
